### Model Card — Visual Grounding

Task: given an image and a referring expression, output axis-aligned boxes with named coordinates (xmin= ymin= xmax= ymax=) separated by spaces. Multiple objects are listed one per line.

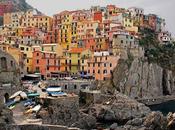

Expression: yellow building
xmin=80 ymin=49 xmax=92 ymax=74
xmin=3 ymin=11 xmax=24 ymax=28
xmin=123 ymin=14 xmax=138 ymax=33
xmin=41 ymin=43 xmax=63 ymax=56
xmin=21 ymin=10 xmax=53 ymax=31
xmin=68 ymin=48 xmax=84 ymax=74
xmin=18 ymin=44 xmax=33 ymax=73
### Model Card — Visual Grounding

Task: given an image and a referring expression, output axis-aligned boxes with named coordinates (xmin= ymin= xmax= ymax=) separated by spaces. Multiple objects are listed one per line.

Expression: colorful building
xmin=32 ymin=51 xmax=60 ymax=79
xmin=67 ymin=48 xmax=84 ymax=74
xmin=87 ymin=51 xmax=120 ymax=80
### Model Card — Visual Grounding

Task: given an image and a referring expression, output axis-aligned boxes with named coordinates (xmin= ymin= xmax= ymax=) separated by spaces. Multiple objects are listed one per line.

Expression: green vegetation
xmin=139 ymin=28 xmax=175 ymax=72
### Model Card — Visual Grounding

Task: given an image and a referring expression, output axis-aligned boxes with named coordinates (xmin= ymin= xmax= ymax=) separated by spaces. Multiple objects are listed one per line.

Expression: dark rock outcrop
xmin=71 ymin=112 xmax=96 ymax=129
xmin=88 ymin=93 xmax=151 ymax=123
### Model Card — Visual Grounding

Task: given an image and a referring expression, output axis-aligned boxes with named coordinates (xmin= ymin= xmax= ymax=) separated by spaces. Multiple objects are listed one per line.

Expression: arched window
xmin=1 ymin=57 xmax=7 ymax=70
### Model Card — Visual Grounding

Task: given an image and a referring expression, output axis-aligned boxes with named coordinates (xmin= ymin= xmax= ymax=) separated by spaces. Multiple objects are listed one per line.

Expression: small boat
xmin=14 ymin=96 xmax=21 ymax=102
xmin=32 ymin=104 xmax=41 ymax=112
xmin=49 ymin=91 xmax=67 ymax=97
xmin=5 ymin=100 xmax=16 ymax=107
xmin=27 ymin=93 xmax=40 ymax=97
xmin=20 ymin=92 xmax=27 ymax=99
xmin=46 ymin=86 xmax=62 ymax=92
xmin=24 ymin=101 xmax=36 ymax=107
xmin=9 ymin=91 xmax=22 ymax=99
xmin=9 ymin=105 xmax=15 ymax=110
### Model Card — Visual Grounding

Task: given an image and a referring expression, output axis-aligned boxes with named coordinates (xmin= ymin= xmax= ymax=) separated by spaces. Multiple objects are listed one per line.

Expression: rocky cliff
xmin=98 ymin=57 xmax=175 ymax=99
xmin=111 ymin=58 xmax=175 ymax=99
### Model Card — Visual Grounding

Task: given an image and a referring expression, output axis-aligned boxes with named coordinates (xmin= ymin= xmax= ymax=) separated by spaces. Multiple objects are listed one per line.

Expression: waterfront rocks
xmin=71 ymin=112 xmax=96 ymax=129
xmin=143 ymin=111 xmax=167 ymax=130
xmin=88 ymin=93 xmax=151 ymax=123
xmin=110 ymin=123 xmax=118 ymax=130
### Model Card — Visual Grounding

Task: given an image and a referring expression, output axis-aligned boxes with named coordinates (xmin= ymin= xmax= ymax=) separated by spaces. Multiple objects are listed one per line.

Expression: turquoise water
xmin=148 ymin=100 xmax=175 ymax=115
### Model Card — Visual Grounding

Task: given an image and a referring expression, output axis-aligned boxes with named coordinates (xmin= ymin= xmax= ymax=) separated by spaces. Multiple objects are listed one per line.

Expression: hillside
xmin=0 ymin=0 xmax=33 ymax=11
xmin=0 ymin=0 xmax=35 ymax=25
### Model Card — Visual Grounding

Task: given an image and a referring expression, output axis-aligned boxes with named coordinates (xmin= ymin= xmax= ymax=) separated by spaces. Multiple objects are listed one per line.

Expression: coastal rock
xmin=110 ymin=123 xmax=118 ymax=130
xmin=143 ymin=111 xmax=167 ymax=130
xmin=126 ymin=118 xmax=144 ymax=126
xmin=88 ymin=93 xmax=151 ymax=123
xmin=71 ymin=112 xmax=96 ymax=129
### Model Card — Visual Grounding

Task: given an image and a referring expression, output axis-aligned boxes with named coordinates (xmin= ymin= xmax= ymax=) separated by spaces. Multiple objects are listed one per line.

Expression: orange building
xmin=32 ymin=51 xmax=60 ymax=79
xmin=87 ymin=51 xmax=120 ymax=80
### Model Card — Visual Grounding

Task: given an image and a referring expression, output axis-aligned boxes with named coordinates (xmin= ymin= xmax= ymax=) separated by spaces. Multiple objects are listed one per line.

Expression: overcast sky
xmin=26 ymin=0 xmax=175 ymax=37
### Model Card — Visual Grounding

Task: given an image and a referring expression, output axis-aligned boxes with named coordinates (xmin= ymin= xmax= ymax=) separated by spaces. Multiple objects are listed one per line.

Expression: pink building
xmin=87 ymin=51 xmax=120 ymax=80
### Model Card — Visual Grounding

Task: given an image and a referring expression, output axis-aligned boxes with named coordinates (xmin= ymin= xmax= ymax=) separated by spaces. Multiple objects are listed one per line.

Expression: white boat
xmin=20 ymin=92 xmax=27 ymax=99
xmin=32 ymin=104 xmax=41 ymax=112
xmin=50 ymin=92 xmax=67 ymax=97
xmin=46 ymin=87 xmax=62 ymax=92
xmin=9 ymin=91 xmax=22 ymax=99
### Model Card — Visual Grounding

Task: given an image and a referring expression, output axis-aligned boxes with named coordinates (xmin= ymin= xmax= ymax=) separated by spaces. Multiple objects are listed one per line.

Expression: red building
xmin=94 ymin=11 xmax=102 ymax=23
xmin=0 ymin=2 xmax=13 ymax=16
xmin=32 ymin=51 xmax=60 ymax=79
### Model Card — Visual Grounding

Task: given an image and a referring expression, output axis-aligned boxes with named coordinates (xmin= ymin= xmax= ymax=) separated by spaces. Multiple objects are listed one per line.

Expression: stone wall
xmin=47 ymin=80 xmax=95 ymax=94
xmin=0 ymin=50 xmax=21 ymax=105
xmin=0 ymin=124 xmax=79 ymax=130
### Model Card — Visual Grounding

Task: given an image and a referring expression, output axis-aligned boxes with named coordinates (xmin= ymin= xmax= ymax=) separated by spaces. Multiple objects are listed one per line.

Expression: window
xmin=26 ymin=48 xmax=29 ymax=51
xmin=47 ymin=66 xmax=49 ymax=70
xmin=104 ymin=63 xmax=106 ymax=67
xmin=20 ymin=47 xmax=24 ymax=50
xmin=82 ymin=60 xmax=84 ymax=63
xmin=88 ymin=70 xmax=90 ymax=73
xmin=74 ymin=85 xmax=77 ymax=89
xmin=42 ymin=47 xmax=44 ymax=51
xmin=98 ymin=70 xmax=100 ymax=74
xmin=1 ymin=57 xmax=7 ymax=70
xmin=110 ymin=63 xmax=112 ymax=67
xmin=121 ymin=40 xmax=123 ymax=43
xmin=51 ymin=46 xmax=54 ymax=51
xmin=78 ymin=54 xmax=80 ymax=58
xmin=37 ymin=60 xmax=39 ymax=64
xmin=93 ymin=70 xmax=95 ymax=74
xmin=11 ymin=61 xmax=13 ymax=67
xmin=37 ymin=53 xmax=39 ymax=56
xmin=103 ymin=70 xmax=107 ymax=74
xmin=93 ymin=63 xmax=95 ymax=67
xmin=65 ymin=85 xmax=67 ymax=89
xmin=98 ymin=63 xmax=100 ymax=67
xmin=36 ymin=67 xmax=40 ymax=72
xmin=27 ymin=59 xmax=29 ymax=63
